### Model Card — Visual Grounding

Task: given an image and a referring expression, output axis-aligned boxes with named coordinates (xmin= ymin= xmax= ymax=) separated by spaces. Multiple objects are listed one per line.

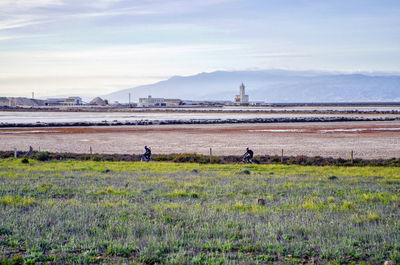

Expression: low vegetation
xmin=0 ymin=158 xmax=399 ymax=264
xmin=1 ymin=151 xmax=400 ymax=167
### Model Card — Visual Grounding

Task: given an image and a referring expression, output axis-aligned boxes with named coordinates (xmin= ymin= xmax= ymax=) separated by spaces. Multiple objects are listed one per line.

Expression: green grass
xmin=0 ymin=158 xmax=399 ymax=264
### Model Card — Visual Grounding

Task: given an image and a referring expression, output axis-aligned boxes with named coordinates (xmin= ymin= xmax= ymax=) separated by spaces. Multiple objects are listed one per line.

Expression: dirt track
xmin=1 ymin=121 xmax=399 ymax=159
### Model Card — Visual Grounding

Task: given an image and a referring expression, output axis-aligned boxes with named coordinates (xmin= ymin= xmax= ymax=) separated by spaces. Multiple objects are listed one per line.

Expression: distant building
xmin=7 ymin=97 xmax=46 ymax=107
xmin=138 ymin=95 xmax=165 ymax=107
xmin=234 ymin=83 xmax=249 ymax=104
xmin=249 ymin=101 xmax=265 ymax=106
xmin=46 ymin=97 xmax=82 ymax=106
xmin=89 ymin=97 xmax=108 ymax=106
xmin=138 ymin=95 xmax=182 ymax=107
xmin=164 ymin=98 xmax=183 ymax=106
xmin=0 ymin=97 xmax=9 ymax=107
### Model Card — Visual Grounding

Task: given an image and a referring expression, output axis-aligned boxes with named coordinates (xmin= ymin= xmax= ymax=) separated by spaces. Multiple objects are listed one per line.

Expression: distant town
xmin=0 ymin=83 xmax=267 ymax=108
xmin=2 ymin=82 xmax=400 ymax=109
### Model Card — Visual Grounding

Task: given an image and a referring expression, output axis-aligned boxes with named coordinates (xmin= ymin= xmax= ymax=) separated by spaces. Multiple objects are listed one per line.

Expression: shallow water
xmin=0 ymin=111 xmax=356 ymax=124
xmin=247 ymin=128 xmax=400 ymax=133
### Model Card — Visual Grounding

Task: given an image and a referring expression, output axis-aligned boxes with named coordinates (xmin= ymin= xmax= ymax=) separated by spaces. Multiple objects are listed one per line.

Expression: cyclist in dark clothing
xmin=142 ymin=146 xmax=152 ymax=162
xmin=242 ymin=147 xmax=254 ymax=163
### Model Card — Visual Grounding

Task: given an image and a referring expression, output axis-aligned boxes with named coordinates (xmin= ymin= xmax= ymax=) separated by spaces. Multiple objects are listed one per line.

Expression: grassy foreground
xmin=0 ymin=159 xmax=399 ymax=264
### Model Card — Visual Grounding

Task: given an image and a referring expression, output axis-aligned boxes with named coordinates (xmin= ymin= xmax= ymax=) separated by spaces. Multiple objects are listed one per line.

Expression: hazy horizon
xmin=1 ymin=0 xmax=399 ymax=98
xmin=2 ymin=69 xmax=400 ymax=101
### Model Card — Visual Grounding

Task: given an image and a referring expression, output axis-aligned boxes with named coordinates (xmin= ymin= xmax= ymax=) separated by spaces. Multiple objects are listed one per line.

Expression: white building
xmin=138 ymin=95 xmax=166 ymax=107
xmin=234 ymin=83 xmax=249 ymax=104
xmin=138 ymin=95 xmax=182 ymax=107
xmin=46 ymin=97 xmax=82 ymax=105
xmin=164 ymin=98 xmax=182 ymax=106
xmin=7 ymin=97 xmax=46 ymax=107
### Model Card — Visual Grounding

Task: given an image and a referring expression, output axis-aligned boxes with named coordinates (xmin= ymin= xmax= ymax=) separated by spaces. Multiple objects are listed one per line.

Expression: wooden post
xmin=90 ymin=146 xmax=92 ymax=155
xmin=351 ymin=150 xmax=354 ymax=164
xmin=210 ymin=148 xmax=212 ymax=163
xmin=14 ymin=148 xmax=18 ymax=159
xmin=39 ymin=146 xmax=41 ymax=152
xmin=281 ymin=149 xmax=284 ymax=163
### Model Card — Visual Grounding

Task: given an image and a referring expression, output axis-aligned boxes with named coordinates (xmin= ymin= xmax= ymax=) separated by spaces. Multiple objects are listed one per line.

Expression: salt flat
xmin=1 ymin=108 xmax=399 ymax=125
xmin=1 ymin=121 xmax=399 ymax=159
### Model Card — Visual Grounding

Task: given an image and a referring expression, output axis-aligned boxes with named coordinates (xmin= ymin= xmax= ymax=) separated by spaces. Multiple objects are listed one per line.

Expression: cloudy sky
xmin=0 ymin=0 xmax=399 ymax=98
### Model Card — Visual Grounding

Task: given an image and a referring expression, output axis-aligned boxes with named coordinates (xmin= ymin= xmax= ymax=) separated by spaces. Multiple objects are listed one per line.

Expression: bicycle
xmin=241 ymin=154 xmax=254 ymax=164
xmin=140 ymin=154 xmax=152 ymax=162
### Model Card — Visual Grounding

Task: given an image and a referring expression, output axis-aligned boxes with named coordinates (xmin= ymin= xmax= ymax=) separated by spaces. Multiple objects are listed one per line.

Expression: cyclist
xmin=242 ymin=147 xmax=254 ymax=163
xmin=141 ymin=146 xmax=152 ymax=162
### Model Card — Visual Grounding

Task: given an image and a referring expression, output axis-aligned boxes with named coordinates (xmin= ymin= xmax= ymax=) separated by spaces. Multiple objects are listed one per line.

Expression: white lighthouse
xmin=234 ymin=83 xmax=249 ymax=104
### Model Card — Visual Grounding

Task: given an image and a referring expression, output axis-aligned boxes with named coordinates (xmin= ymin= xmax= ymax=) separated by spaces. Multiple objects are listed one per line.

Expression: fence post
xmin=351 ymin=150 xmax=354 ymax=164
xmin=281 ymin=149 xmax=284 ymax=163
xmin=210 ymin=148 xmax=212 ymax=163
xmin=90 ymin=146 xmax=92 ymax=155
xmin=14 ymin=148 xmax=18 ymax=159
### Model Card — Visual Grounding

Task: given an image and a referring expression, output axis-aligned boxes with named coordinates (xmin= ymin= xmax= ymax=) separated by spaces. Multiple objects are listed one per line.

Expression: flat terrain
xmin=0 ymin=159 xmax=399 ymax=264
xmin=1 ymin=109 xmax=400 ymax=125
xmin=1 ymin=121 xmax=400 ymax=159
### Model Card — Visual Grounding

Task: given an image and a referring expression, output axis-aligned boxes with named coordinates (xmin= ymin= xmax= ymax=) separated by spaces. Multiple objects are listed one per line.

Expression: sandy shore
xmin=1 ymin=120 xmax=399 ymax=159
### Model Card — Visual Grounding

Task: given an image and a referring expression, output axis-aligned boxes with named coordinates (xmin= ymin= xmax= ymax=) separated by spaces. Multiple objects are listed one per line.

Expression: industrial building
xmin=138 ymin=95 xmax=182 ymax=107
xmin=46 ymin=97 xmax=82 ymax=106
xmin=234 ymin=83 xmax=249 ymax=104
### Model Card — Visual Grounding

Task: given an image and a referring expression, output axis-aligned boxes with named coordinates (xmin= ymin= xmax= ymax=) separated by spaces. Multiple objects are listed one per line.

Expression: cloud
xmin=0 ymin=43 xmax=243 ymax=63
xmin=0 ymin=0 xmax=63 ymax=11
xmin=1 ymin=0 xmax=399 ymax=97
xmin=255 ymin=53 xmax=310 ymax=58
xmin=0 ymin=16 xmax=49 ymax=30
xmin=0 ymin=41 xmax=246 ymax=97
xmin=0 ymin=0 xmax=233 ymax=31
xmin=0 ymin=42 xmax=242 ymax=86
xmin=0 ymin=0 xmax=60 ymax=31
xmin=0 ymin=36 xmax=18 ymax=41
xmin=55 ymin=0 xmax=233 ymax=20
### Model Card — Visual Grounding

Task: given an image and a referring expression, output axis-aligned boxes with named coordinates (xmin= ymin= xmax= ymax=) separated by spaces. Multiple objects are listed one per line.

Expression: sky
xmin=0 ymin=0 xmax=399 ymax=98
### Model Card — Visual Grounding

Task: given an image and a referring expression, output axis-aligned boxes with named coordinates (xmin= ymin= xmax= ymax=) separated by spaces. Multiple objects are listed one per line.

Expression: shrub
xmin=172 ymin=153 xmax=203 ymax=163
xmin=295 ymin=155 xmax=308 ymax=165
xmin=21 ymin=158 xmax=29 ymax=164
xmin=102 ymin=156 xmax=114 ymax=162
xmin=0 ymin=254 xmax=24 ymax=265
xmin=241 ymin=169 xmax=251 ymax=175
xmin=153 ymin=154 xmax=174 ymax=161
xmin=0 ymin=195 xmax=37 ymax=207
xmin=341 ymin=200 xmax=354 ymax=210
xmin=92 ymin=155 xmax=101 ymax=161
xmin=37 ymin=151 xmax=50 ymax=161
xmin=106 ymin=244 xmax=137 ymax=257
xmin=367 ymin=213 xmax=380 ymax=222
xmin=0 ymin=227 xmax=12 ymax=236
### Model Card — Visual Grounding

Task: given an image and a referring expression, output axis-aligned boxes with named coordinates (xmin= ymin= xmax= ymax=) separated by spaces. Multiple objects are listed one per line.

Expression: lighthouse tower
xmin=235 ymin=83 xmax=249 ymax=104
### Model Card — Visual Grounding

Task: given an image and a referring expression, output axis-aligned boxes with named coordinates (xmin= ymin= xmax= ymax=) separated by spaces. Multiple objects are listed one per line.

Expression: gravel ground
xmin=0 ymin=121 xmax=399 ymax=159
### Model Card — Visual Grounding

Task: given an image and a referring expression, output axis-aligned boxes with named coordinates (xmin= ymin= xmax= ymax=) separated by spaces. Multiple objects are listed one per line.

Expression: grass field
xmin=0 ymin=159 xmax=399 ymax=264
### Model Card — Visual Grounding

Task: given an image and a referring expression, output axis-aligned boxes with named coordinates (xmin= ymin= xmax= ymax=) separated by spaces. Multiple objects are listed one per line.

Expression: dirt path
xmin=1 ymin=121 xmax=399 ymax=159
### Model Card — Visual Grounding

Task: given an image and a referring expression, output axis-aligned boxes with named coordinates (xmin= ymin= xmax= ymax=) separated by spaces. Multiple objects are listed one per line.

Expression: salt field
xmin=0 ymin=121 xmax=399 ymax=159
xmin=1 ymin=108 xmax=399 ymax=159
xmin=144 ymin=106 xmax=400 ymax=112
xmin=0 ymin=110 xmax=399 ymax=125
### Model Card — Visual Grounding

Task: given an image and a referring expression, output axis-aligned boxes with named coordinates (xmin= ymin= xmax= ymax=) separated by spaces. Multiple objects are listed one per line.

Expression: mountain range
xmin=103 ymin=70 xmax=400 ymax=103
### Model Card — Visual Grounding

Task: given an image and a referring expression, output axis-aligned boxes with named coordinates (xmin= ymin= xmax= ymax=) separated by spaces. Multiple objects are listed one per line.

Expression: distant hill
xmin=103 ymin=70 xmax=400 ymax=103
